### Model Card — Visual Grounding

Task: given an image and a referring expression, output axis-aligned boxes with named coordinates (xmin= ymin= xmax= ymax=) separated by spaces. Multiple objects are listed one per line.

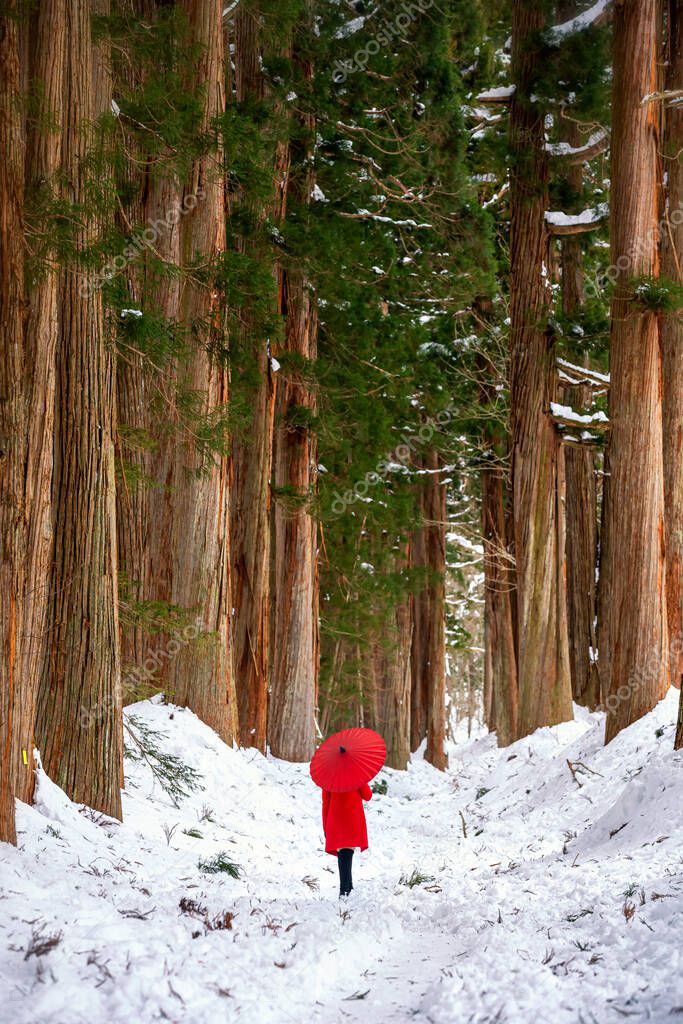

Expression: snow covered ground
xmin=1 ymin=692 xmax=683 ymax=1024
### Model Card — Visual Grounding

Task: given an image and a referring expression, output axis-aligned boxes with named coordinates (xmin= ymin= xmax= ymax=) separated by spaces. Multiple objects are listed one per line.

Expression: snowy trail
xmin=2 ymin=694 xmax=683 ymax=1023
xmin=325 ymin=930 xmax=466 ymax=1024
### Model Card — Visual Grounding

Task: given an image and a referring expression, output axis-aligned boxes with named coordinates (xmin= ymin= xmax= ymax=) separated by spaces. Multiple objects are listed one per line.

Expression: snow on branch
xmin=545 ymin=203 xmax=608 ymax=235
xmin=548 ymin=0 xmax=612 ymax=42
xmin=475 ymin=85 xmax=515 ymax=105
xmin=345 ymin=209 xmax=433 ymax=228
xmin=557 ymin=357 xmax=610 ymax=390
xmin=641 ymin=88 xmax=683 ymax=107
xmin=550 ymin=402 xmax=609 ymax=431
xmin=546 ymin=128 xmax=609 ymax=164
xmin=561 ymin=432 xmax=603 ymax=449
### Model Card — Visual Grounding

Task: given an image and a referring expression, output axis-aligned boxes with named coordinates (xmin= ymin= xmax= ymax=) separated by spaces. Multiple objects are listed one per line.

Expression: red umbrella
xmin=310 ymin=727 xmax=387 ymax=793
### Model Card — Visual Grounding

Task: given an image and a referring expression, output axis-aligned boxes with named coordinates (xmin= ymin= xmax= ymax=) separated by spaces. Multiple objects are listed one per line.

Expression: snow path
xmin=2 ymin=693 xmax=683 ymax=1023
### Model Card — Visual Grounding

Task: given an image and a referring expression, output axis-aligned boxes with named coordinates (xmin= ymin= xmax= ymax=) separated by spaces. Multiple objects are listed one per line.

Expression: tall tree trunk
xmin=229 ymin=8 xmax=287 ymax=751
xmin=482 ymin=609 xmax=495 ymax=731
xmin=35 ymin=0 xmax=123 ymax=818
xmin=604 ymin=0 xmax=668 ymax=743
xmin=481 ymin=452 xmax=519 ymax=745
xmin=560 ymin=127 xmax=601 ymax=710
xmin=115 ymin=12 xmax=184 ymax=700
xmin=410 ymin=450 xmax=448 ymax=770
xmin=509 ymin=0 xmax=572 ymax=737
xmin=113 ymin=0 xmax=178 ymax=704
xmin=663 ymin=0 xmax=683 ymax=749
xmin=477 ymin=295 xmax=518 ymax=746
xmin=663 ymin=1 xmax=683 ymax=717
xmin=0 ymin=0 xmax=26 ymax=843
xmin=371 ymin=548 xmax=413 ymax=769
xmin=165 ymin=0 xmax=239 ymax=744
xmin=14 ymin=0 xmax=65 ymax=805
xmin=563 ymin=410 xmax=600 ymax=708
xmin=269 ymin=265 xmax=319 ymax=761
xmin=268 ymin=29 xmax=319 ymax=762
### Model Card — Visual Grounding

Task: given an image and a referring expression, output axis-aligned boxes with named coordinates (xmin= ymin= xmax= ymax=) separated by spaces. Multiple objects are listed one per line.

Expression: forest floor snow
xmin=1 ymin=692 xmax=683 ymax=1024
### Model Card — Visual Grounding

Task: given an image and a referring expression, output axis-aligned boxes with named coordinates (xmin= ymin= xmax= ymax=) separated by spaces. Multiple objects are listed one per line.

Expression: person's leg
xmin=337 ymin=848 xmax=354 ymax=896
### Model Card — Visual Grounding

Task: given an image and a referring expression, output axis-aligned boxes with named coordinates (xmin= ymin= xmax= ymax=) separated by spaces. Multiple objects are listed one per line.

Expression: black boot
xmin=338 ymin=848 xmax=354 ymax=897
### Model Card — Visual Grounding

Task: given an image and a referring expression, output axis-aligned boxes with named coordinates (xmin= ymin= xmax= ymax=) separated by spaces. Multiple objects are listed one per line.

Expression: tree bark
xmin=14 ymin=0 xmax=66 ymax=805
xmin=509 ymin=0 xmax=573 ymax=737
xmin=165 ymin=0 xmax=239 ymax=745
xmin=410 ymin=450 xmax=448 ymax=769
xmin=481 ymin=453 xmax=519 ymax=745
xmin=229 ymin=8 xmax=287 ymax=751
xmin=559 ymin=122 xmax=601 ymax=710
xmin=113 ymin=0 xmax=161 ymax=703
xmin=117 ymin=87 xmax=183 ymax=700
xmin=371 ymin=548 xmax=413 ymax=769
xmin=663 ymin=0 xmax=683 ymax=710
xmin=563 ymin=405 xmax=600 ymax=708
xmin=35 ymin=0 xmax=123 ymax=818
xmin=268 ymin=25 xmax=319 ymax=763
xmin=482 ymin=608 xmax=495 ymax=732
xmin=477 ymin=294 xmax=518 ymax=746
xmin=269 ymin=264 xmax=319 ymax=761
xmin=0 ymin=1 xmax=26 ymax=844
xmin=604 ymin=0 xmax=668 ymax=744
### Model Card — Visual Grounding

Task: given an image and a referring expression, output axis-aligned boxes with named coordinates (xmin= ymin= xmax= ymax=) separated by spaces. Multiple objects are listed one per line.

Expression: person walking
xmin=322 ymin=784 xmax=372 ymax=896
xmin=309 ymin=727 xmax=386 ymax=899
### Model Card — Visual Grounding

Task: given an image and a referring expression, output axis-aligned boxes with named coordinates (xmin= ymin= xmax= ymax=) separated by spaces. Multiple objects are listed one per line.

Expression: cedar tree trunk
xmin=604 ymin=0 xmax=668 ymax=743
xmin=165 ymin=0 xmax=239 ymax=744
xmin=35 ymin=0 xmax=123 ymax=818
xmin=268 ymin=28 xmax=319 ymax=762
xmin=410 ymin=450 xmax=448 ymax=769
xmin=0 ymin=1 xmax=25 ymax=843
xmin=509 ymin=0 xmax=572 ymax=736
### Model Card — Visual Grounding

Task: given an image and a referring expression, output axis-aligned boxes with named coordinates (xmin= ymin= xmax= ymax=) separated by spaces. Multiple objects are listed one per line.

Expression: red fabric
xmin=322 ymin=784 xmax=372 ymax=855
xmin=310 ymin=728 xmax=386 ymax=792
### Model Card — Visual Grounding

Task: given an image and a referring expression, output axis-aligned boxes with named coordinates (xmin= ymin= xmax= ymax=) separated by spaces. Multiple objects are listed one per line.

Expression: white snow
xmin=546 ymin=128 xmax=608 ymax=158
xmin=545 ymin=203 xmax=608 ymax=227
xmin=557 ymin=357 xmax=610 ymax=384
xmin=548 ymin=0 xmax=612 ymax=42
xmin=476 ymin=85 xmax=516 ymax=101
xmin=551 ymin=402 xmax=608 ymax=425
xmin=356 ymin=209 xmax=433 ymax=229
xmin=2 ymin=692 xmax=683 ymax=1023
xmin=334 ymin=16 xmax=366 ymax=39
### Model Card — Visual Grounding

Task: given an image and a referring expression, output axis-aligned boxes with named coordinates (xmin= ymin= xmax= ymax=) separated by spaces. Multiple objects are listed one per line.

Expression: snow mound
xmin=1 ymin=693 xmax=683 ymax=1023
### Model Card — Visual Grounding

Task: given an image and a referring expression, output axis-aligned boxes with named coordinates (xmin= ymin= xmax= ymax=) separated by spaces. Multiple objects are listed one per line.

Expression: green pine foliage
xmin=21 ymin=0 xmax=621 ymax=736
xmin=124 ymin=715 xmax=204 ymax=806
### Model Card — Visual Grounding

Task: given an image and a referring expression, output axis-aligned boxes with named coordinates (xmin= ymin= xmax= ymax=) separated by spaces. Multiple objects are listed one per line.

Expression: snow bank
xmin=1 ymin=693 xmax=683 ymax=1023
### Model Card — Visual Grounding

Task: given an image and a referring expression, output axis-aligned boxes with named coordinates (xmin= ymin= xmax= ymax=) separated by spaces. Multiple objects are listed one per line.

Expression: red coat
xmin=322 ymin=784 xmax=372 ymax=855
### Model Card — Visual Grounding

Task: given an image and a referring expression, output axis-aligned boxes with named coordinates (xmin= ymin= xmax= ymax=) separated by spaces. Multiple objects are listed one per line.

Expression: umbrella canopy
xmin=310 ymin=727 xmax=387 ymax=793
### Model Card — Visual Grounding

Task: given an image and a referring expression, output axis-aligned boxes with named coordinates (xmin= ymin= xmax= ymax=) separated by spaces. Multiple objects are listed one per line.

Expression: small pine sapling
xmin=124 ymin=715 xmax=203 ymax=806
